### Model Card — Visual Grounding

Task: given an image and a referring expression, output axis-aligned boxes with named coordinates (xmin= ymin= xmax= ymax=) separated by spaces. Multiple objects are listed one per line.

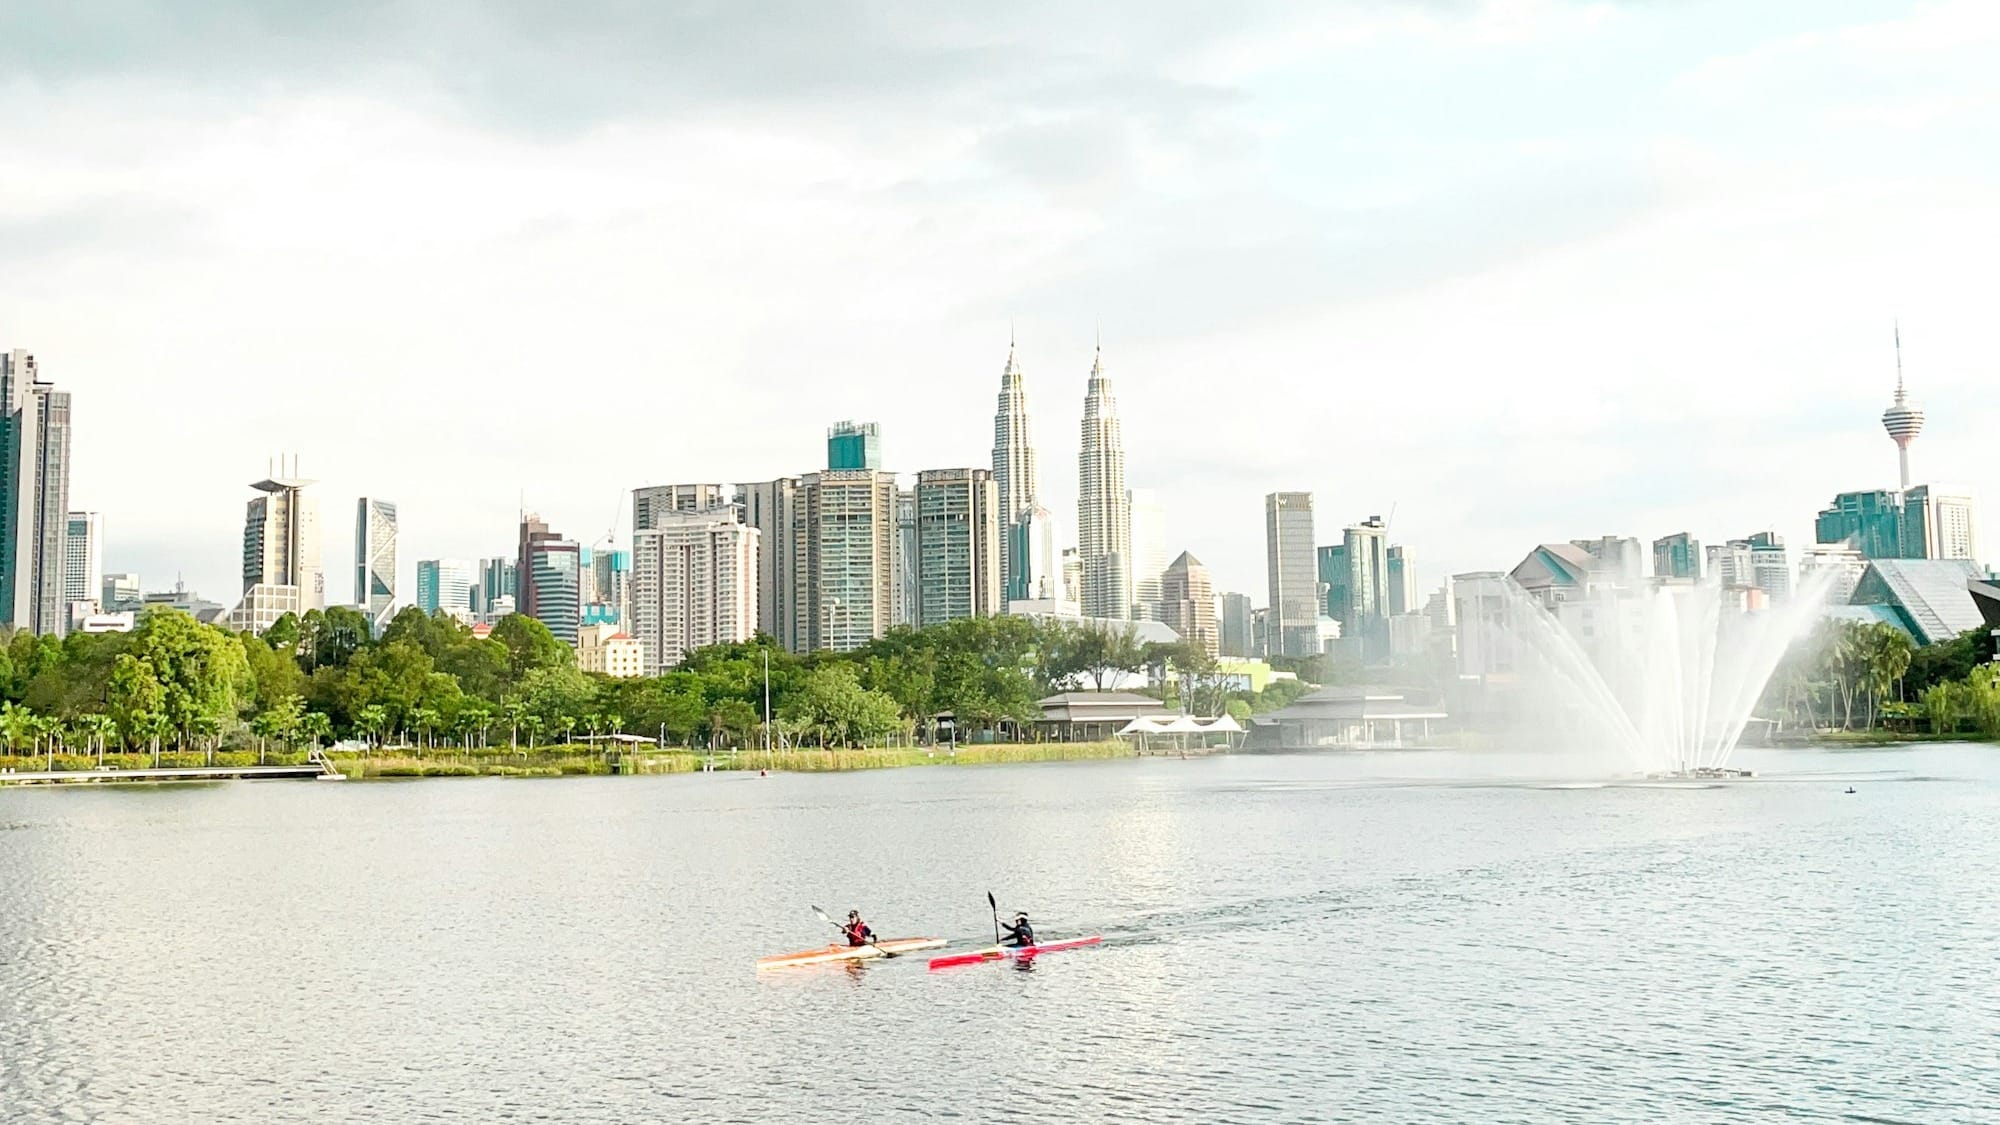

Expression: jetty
xmin=0 ymin=751 xmax=346 ymax=786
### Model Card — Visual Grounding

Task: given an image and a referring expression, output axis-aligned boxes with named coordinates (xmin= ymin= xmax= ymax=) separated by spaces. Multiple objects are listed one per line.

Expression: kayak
xmin=927 ymin=935 xmax=1103 ymax=970
xmin=756 ymin=937 xmax=945 ymax=970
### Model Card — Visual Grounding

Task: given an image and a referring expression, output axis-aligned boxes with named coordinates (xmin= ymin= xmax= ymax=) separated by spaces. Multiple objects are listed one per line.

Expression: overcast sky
xmin=5 ymin=0 xmax=1996 ymax=607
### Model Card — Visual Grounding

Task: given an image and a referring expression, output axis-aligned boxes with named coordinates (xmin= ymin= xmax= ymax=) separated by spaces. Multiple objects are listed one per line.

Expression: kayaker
xmin=999 ymin=911 xmax=1035 ymax=948
xmin=843 ymin=910 xmax=875 ymax=947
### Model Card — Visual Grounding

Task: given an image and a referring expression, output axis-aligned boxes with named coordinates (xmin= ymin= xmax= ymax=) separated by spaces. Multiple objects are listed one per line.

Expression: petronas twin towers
xmin=990 ymin=337 xmax=1129 ymax=617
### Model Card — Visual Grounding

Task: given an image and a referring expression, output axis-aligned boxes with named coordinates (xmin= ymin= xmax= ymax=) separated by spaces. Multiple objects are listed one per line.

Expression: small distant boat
xmin=1844 ymin=786 xmax=1857 ymax=794
xmin=928 ymin=936 xmax=1103 ymax=970
xmin=756 ymin=938 xmax=945 ymax=970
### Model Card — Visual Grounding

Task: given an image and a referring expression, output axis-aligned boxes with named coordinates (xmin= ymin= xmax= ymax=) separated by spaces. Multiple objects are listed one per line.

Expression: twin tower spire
xmin=991 ymin=334 xmax=1128 ymax=616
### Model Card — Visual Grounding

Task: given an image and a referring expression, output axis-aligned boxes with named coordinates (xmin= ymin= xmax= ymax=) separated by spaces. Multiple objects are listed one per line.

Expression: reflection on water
xmin=3 ymin=744 xmax=2000 ymax=1122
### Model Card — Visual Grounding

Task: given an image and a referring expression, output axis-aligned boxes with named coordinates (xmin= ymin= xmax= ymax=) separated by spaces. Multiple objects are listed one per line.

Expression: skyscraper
xmin=738 ymin=477 xmax=809 ymax=650
xmin=1339 ymin=515 xmax=1391 ymax=659
xmin=1901 ymin=485 xmax=1978 ymax=561
xmin=1385 ymin=544 xmax=1417 ymax=617
xmin=991 ymin=337 xmax=1039 ymax=598
xmin=1126 ymin=487 xmax=1167 ymax=621
xmin=630 ymin=510 xmax=758 ymax=673
xmin=518 ymin=513 xmax=580 ymax=644
xmin=475 ymin=556 xmax=517 ymax=619
xmin=230 ymin=462 xmax=321 ymax=634
xmin=0 ymin=350 xmax=73 ymax=636
xmin=633 ymin=483 xmax=729 ymax=531
xmin=1815 ymin=490 xmax=1904 ymax=559
xmin=416 ymin=558 xmax=474 ymax=617
xmin=1218 ymin=592 xmax=1254 ymax=658
xmin=803 ymin=470 xmax=897 ymax=651
xmin=913 ymin=468 xmax=1001 ymax=627
xmin=1737 ymin=531 xmax=1791 ymax=601
xmin=1077 ymin=348 xmax=1130 ymax=619
xmin=1264 ymin=491 xmax=1318 ymax=658
xmin=589 ymin=549 xmax=632 ymax=625
xmin=1652 ymin=532 xmax=1702 ymax=580
xmin=827 ymin=420 xmax=881 ymax=471
xmin=64 ymin=511 xmax=102 ymax=622
xmin=354 ymin=497 xmax=398 ymax=634
xmin=1005 ymin=501 xmax=1058 ymax=604
xmin=894 ymin=487 xmax=918 ymax=627
xmin=1882 ymin=324 xmax=1924 ymax=491
xmin=1161 ymin=552 xmax=1217 ymax=657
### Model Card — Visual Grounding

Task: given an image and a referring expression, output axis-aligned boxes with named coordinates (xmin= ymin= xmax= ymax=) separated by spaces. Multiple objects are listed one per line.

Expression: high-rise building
xmin=415 ymin=558 xmax=474 ymax=617
xmin=354 ymin=497 xmax=398 ymax=634
xmin=0 ymin=350 xmax=73 ymax=636
xmin=102 ymin=572 xmax=141 ymax=613
xmin=1569 ymin=535 xmax=1644 ymax=583
xmin=804 ymin=470 xmax=897 ymax=651
xmin=1815 ymin=490 xmax=1904 ymax=559
xmin=1264 ymin=492 xmax=1319 ymax=658
xmin=1385 ymin=544 xmax=1417 ymax=617
xmin=1882 ymin=324 xmax=1924 ymax=491
xmin=230 ymin=463 xmax=321 ymax=634
xmin=517 ymin=513 xmax=580 ymax=644
xmin=1738 ymin=531 xmax=1791 ymax=601
xmin=575 ymin=623 xmax=646 ymax=678
xmin=894 ymin=487 xmax=918 ymax=627
xmin=1318 ymin=544 xmax=1347 ymax=624
xmin=1161 ymin=552 xmax=1217 ymax=657
xmin=630 ymin=509 xmax=758 ymax=673
xmin=1652 ymin=532 xmax=1702 ymax=580
xmin=1900 ymin=485 xmax=1978 ymax=561
xmin=588 ymin=549 xmax=632 ymax=625
xmin=827 ymin=420 xmax=881 ymax=471
xmin=738 ymin=477 xmax=809 ymax=651
xmin=1077 ymin=348 xmax=1130 ymax=620
xmin=633 ymin=483 xmax=729 ymax=532
xmin=64 ymin=511 xmax=102 ymax=622
xmin=1338 ymin=515 xmax=1391 ymax=660
xmin=991 ymin=338 xmax=1039 ymax=599
xmin=913 ymin=468 xmax=1001 ymax=627
xmin=1706 ymin=542 xmax=1754 ymax=589
xmin=475 ymin=556 xmax=518 ymax=619
xmin=1126 ymin=488 xmax=1167 ymax=621
xmin=1005 ymin=502 xmax=1058 ymax=604
xmin=1061 ymin=547 xmax=1082 ymax=608
xmin=1799 ymin=545 xmax=1867 ymax=603
xmin=1218 ymin=592 xmax=1254 ymax=658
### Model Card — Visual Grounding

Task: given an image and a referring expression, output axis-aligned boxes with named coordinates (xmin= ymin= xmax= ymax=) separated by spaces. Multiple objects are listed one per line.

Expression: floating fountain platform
xmin=1648 ymin=767 xmax=1756 ymax=780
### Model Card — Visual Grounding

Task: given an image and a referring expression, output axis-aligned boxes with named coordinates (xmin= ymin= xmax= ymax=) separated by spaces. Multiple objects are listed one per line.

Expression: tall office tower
xmin=1901 ymin=485 xmax=1979 ymax=561
xmin=1385 ymin=545 xmax=1417 ymax=616
xmin=1264 ymin=492 xmax=1318 ymax=658
xmin=738 ymin=477 xmax=808 ymax=650
xmin=803 ymin=470 xmax=897 ymax=651
xmin=102 ymin=572 xmax=142 ymax=613
xmin=1161 ymin=552 xmax=1218 ymax=657
xmin=913 ymin=468 xmax=1001 ymax=627
xmin=1339 ymin=515 xmax=1391 ymax=659
xmin=230 ymin=461 xmax=322 ymax=634
xmin=1814 ymin=490 xmax=1904 ymax=558
xmin=892 ymin=487 xmax=919 ymax=627
xmin=415 ymin=559 xmax=474 ymax=617
xmin=991 ymin=337 xmax=1039 ymax=597
xmin=1126 ymin=487 xmax=1167 ymax=621
xmin=589 ymin=549 xmax=631 ymax=625
xmin=827 ymin=420 xmax=882 ymax=471
xmin=0 ymin=350 xmax=73 ymax=636
xmin=475 ymin=556 xmax=518 ymax=618
xmin=1061 ymin=547 xmax=1081 ymax=606
xmin=64 ymin=511 xmax=102 ymax=620
xmin=1882 ymin=324 xmax=1924 ymax=491
xmin=1318 ymin=544 xmax=1348 ymax=626
xmin=1731 ymin=531 xmax=1791 ymax=601
xmin=1652 ymin=532 xmax=1703 ymax=580
xmin=354 ymin=497 xmax=398 ymax=634
xmin=1218 ymin=592 xmax=1254 ymax=658
xmin=1798 ymin=546 xmax=1868 ymax=604
xmin=517 ymin=513 xmax=580 ymax=644
xmin=1077 ymin=348 xmax=1130 ymax=619
xmin=630 ymin=510 xmax=758 ymax=674
xmin=632 ymin=483 xmax=729 ymax=532
xmin=1006 ymin=502 xmax=1058 ymax=603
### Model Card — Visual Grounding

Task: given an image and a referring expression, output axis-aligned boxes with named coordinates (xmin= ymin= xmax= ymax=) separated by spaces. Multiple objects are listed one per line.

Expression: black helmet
xmin=1015 ymin=912 xmax=1029 ymax=921
xmin=847 ymin=909 xmax=860 ymax=919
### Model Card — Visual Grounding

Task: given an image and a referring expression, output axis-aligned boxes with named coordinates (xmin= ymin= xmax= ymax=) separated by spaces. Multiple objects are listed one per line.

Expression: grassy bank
xmin=1769 ymin=729 xmax=1996 ymax=746
xmin=329 ymin=740 xmax=1133 ymax=778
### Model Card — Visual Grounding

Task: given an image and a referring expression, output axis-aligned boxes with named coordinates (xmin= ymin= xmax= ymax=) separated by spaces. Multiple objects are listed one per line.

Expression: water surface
xmin=4 ymin=745 xmax=1997 ymax=1122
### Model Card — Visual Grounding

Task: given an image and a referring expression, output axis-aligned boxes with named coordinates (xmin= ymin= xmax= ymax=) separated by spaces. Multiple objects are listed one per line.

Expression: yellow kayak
xmin=756 ymin=937 xmax=946 ymax=970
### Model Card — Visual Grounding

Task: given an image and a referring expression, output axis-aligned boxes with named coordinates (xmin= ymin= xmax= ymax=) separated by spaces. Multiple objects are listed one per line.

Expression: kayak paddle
xmin=987 ymin=890 xmax=1001 ymax=945
xmin=811 ymin=904 xmax=897 ymax=957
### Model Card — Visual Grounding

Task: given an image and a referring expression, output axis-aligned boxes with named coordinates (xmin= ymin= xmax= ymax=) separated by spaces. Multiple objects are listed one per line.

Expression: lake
xmin=4 ymin=744 xmax=1998 ymax=1123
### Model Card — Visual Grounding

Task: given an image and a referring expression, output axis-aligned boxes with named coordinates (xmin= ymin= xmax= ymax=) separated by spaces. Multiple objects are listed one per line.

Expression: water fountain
xmin=1465 ymin=573 xmax=1831 ymax=776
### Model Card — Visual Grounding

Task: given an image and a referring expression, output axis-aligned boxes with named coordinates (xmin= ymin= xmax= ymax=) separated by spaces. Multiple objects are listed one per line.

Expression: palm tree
xmin=503 ymin=700 xmax=528 ymax=750
xmin=0 ymin=702 xmax=32 ymax=760
xmin=520 ymin=714 xmax=545 ymax=750
xmin=459 ymin=706 xmax=493 ymax=751
xmin=356 ymin=705 xmax=389 ymax=754
xmin=410 ymin=707 xmax=440 ymax=752
xmin=299 ymin=711 xmax=334 ymax=753
xmin=556 ymin=714 xmax=577 ymax=745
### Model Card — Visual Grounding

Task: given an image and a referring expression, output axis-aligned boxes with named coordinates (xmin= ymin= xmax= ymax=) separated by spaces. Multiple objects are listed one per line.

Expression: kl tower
xmin=1881 ymin=322 xmax=1924 ymax=491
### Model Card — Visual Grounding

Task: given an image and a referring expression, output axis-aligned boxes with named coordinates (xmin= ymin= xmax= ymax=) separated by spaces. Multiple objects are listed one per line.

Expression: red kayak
xmin=927 ymin=936 xmax=1102 ymax=970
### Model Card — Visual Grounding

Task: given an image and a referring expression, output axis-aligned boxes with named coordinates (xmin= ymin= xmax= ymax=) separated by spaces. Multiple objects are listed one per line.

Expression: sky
xmin=3 ymin=0 xmax=1996 ymax=607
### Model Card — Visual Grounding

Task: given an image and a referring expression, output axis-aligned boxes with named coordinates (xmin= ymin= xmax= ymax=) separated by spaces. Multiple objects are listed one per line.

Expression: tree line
xmin=0 ymin=606 xmax=1284 ymax=759
xmin=1766 ymin=618 xmax=2000 ymax=735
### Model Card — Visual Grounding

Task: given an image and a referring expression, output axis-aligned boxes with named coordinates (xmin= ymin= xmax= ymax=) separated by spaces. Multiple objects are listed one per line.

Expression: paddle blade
xmin=987 ymin=891 xmax=997 ymax=913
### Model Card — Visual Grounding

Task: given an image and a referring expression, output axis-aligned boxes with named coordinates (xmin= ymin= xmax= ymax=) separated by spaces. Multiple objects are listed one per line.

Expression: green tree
xmin=781 ymin=663 xmax=904 ymax=748
xmin=491 ymin=615 xmax=573 ymax=682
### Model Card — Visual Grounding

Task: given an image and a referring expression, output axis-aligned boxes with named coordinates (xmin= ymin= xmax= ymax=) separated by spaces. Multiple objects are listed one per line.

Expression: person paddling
xmin=998 ymin=911 xmax=1036 ymax=948
xmin=843 ymin=910 xmax=875 ymax=947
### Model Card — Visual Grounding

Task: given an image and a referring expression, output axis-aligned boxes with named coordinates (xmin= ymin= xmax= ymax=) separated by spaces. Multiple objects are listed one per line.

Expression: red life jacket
xmin=845 ymin=921 xmax=869 ymax=946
